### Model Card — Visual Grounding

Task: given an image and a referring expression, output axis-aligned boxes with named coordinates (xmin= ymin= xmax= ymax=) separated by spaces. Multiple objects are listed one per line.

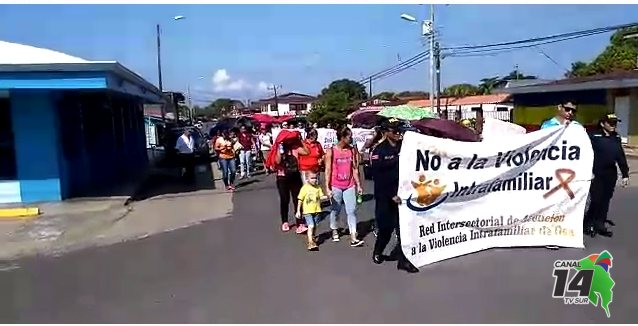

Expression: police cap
xmin=601 ymin=113 xmax=621 ymax=124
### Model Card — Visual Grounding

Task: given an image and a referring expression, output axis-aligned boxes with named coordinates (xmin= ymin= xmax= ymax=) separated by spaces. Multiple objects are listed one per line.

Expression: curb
xmin=0 ymin=207 xmax=40 ymax=220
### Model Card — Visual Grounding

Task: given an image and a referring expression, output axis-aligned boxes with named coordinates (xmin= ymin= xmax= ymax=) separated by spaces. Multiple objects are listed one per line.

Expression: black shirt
xmin=370 ymin=139 xmax=401 ymax=199
xmin=589 ymin=129 xmax=629 ymax=178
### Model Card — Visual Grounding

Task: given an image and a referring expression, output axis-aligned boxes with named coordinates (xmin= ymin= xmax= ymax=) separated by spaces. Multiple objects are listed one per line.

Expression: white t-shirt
xmin=175 ymin=134 xmax=194 ymax=154
xmin=259 ymin=133 xmax=273 ymax=151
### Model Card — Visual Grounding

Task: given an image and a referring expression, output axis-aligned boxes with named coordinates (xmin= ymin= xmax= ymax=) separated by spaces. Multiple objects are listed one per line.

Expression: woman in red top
xmin=298 ymin=128 xmax=325 ymax=185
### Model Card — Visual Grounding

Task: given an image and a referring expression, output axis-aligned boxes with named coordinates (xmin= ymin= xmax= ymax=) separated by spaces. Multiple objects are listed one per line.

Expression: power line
xmin=443 ymin=21 xmax=638 ymax=51
xmin=444 ymin=30 xmax=609 ymax=58
xmin=357 ymin=50 xmax=430 ymax=84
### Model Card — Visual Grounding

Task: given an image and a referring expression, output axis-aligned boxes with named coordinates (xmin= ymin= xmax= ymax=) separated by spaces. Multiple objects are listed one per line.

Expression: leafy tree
xmin=503 ymin=70 xmax=537 ymax=81
xmin=443 ymin=83 xmax=480 ymax=97
xmin=320 ymin=79 xmax=368 ymax=101
xmin=309 ymin=79 xmax=368 ymax=124
xmin=478 ymin=77 xmax=501 ymax=95
xmin=373 ymin=91 xmax=397 ymax=100
xmin=397 ymin=90 xmax=429 ymax=98
xmin=567 ymin=26 xmax=638 ymax=78
xmin=177 ymin=105 xmax=191 ymax=121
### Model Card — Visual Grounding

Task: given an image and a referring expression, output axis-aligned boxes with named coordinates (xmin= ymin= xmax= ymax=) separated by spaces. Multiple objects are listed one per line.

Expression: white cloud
xmin=257 ymin=81 xmax=269 ymax=92
xmin=212 ymin=69 xmax=230 ymax=85
xmin=211 ymin=69 xmax=270 ymax=94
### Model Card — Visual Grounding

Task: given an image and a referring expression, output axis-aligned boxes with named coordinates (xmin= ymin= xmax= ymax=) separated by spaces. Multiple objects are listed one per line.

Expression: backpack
xmin=282 ymin=151 xmax=300 ymax=175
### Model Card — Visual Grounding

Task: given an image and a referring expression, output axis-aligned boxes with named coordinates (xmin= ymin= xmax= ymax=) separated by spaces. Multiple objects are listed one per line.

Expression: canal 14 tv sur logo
xmin=552 ymin=251 xmax=615 ymax=318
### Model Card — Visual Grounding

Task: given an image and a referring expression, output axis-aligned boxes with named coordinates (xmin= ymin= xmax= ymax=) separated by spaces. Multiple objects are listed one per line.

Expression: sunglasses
xmin=564 ymin=108 xmax=577 ymax=113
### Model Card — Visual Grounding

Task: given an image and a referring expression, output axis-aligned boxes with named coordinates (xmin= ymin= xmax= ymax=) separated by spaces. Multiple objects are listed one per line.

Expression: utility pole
xmin=514 ymin=64 xmax=519 ymax=80
xmin=435 ymin=41 xmax=442 ymax=118
xmin=428 ymin=4 xmax=435 ymax=116
xmin=156 ymin=23 xmax=166 ymax=123
xmin=187 ymin=84 xmax=194 ymax=125
xmin=369 ymin=76 xmax=373 ymax=98
xmin=268 ymin=84 xmax=282 ymax=117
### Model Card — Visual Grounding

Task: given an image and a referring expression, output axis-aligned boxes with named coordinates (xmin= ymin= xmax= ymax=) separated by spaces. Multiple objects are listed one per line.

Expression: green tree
xmin=177 ymin=105 xmax=191 ymax=121
xmin=397 ymin=90 xmax=429 ymax=98
xmin=309 ymin=79 xmax=368 ymax=124
xmin=320 ymin=79 xmax=368 ymax=101
xmin=567 ymin=26 xmax=638 ymax=78
xmin=373 ymin=91 xmax=397 ymax=101
xmin=443 ymin=83 xmax=480 ymax=97
xmin=478 ymin=77 xmax=501 ymax=95
xmin=503 ymin=70 xmax=537 ymax=81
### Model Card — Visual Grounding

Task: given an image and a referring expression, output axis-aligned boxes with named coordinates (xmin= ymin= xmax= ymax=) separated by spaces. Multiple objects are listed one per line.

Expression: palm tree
xmin=478 ymin=77 xmax=501 ymax=95
xmin=443 ymin=84 xmax=480 ymax=97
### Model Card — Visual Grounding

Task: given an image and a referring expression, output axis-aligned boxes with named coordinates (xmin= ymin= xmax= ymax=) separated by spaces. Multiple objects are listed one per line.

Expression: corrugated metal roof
xmin=406 ymin=94 xmax=511 ymax=107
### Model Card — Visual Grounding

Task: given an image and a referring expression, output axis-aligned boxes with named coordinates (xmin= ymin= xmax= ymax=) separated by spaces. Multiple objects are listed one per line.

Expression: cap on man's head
xmin=602 ymin=113 xmax=621 ymax=123
xmin=380 ymin=118 xmax=401 ymax=131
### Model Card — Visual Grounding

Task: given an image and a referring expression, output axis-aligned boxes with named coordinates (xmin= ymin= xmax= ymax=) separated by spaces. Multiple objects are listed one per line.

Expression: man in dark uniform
xmin=584 ymin=113 xmax=629 ymax=238
xmin=370 ymin=120 xmax=419 ymax=273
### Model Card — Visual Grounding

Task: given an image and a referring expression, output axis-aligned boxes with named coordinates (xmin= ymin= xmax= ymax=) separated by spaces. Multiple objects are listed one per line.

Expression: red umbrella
xmin=275 ymin=115 xmax=294 ymax=123
xmin=411 ymin=118 xmax=479 ymax=142
xmin=250 ymin=113 xmax=277 ymax=124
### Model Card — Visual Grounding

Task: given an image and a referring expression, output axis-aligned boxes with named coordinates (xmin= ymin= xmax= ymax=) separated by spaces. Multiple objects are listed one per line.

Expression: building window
xmin=0 ymin=98 xmax=17 ymax=180
xmin=269 ymin=104 xmax=277 ymax=112
xmin=290 ymin=103 xmax=306 ymax=112
xmin=496 ymin=106 xmax=509 ymax=112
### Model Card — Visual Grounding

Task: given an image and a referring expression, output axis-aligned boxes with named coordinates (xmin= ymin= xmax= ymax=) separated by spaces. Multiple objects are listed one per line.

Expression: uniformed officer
xmin=584 ymin=113 xmax=629 ymax=238
xmin=370 ymin=120 xmax=419 ymax=273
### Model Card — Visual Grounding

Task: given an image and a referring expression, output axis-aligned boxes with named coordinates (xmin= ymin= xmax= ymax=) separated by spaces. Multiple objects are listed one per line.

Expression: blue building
xmin=0 ymin=41 xmax=163 ymax=204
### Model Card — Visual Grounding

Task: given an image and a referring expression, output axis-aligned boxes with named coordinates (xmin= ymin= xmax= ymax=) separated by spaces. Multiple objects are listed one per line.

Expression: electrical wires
xmin=357 ymin=49 xmax=430 ymax=84
xmin=357 ymin=21 xmax=638 ymax=83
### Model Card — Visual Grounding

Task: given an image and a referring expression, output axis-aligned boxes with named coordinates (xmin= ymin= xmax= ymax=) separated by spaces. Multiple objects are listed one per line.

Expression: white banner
xmin=316 ymin=128 xmax=374 ymax=152
xmin=481 ymin=117 xmax=527 ymax=141
xmin=398 ymin=125 xmax=594 ymax=267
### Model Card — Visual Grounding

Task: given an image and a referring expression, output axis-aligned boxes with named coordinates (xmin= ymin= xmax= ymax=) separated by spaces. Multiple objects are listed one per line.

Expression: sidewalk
xmin=0 ymin=166 xmax=233 ymax=262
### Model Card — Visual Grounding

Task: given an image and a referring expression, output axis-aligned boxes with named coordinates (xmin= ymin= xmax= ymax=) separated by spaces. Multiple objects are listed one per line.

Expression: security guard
xmin=584 ymin=114 xmax=629 ymax=237
xmin=370 ymin=120 xmax=419 ymax=273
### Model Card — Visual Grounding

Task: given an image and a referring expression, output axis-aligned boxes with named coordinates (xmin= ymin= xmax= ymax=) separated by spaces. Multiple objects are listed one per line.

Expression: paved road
xmin=1 ymin=176 xmax=637 ymax=323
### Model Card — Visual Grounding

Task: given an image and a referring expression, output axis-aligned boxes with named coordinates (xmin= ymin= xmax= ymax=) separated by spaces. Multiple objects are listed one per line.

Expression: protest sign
xmin=481 ymin=117 xmax=527 ymax=141
xmin=316 ymin=128 xmax=374 ymax=151
xmin=398 ymin=124 xmax=594 ymax=267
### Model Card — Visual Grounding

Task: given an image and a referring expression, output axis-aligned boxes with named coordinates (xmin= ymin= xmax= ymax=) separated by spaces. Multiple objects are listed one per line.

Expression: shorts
xmin=304 ymin=213 xmax=322 ymax=227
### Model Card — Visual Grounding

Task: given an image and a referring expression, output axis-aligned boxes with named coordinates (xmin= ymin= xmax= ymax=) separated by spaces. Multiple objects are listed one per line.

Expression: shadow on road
xmin=126 ymin=164 xmax=219 ymax=204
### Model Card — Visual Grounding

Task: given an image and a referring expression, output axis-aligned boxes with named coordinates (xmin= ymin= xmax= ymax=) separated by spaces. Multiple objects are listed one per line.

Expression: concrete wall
xmin=624 ymin=88 xmax=638 ymax=145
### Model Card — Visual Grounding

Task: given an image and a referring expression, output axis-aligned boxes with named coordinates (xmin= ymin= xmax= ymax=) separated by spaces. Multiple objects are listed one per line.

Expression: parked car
xmin=162 ymin=127 xmax=217 ymax=167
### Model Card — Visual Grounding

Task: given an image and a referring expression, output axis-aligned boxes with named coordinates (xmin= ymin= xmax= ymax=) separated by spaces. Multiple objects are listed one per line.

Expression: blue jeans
xmin=219 ymin=158 xmax=236 ymax=187
xmin=239 ymin=150 xmax=252 ymax=176
xmin=304 ymin=213 xmax=321 ymax=227
xmin=330 ymin=186 xmax=358 ymax=233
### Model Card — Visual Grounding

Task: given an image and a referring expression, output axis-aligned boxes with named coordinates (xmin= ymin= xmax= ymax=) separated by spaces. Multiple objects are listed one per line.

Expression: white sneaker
xmin=331 ymin=230 xmax=340 ymax=242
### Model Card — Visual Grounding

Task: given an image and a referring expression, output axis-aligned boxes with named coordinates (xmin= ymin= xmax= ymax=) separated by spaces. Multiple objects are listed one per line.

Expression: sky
xmin=1 ymin=4 xmax=638 ymax=105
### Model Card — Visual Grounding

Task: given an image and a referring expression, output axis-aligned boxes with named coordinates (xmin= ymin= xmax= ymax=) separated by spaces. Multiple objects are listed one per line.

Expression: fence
xmin=445 ymin=109 xmax=511 ymax=122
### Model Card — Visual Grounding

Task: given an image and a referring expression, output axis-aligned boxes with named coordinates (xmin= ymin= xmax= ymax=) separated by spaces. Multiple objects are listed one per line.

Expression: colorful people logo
xmin=411 ymin=174 xmax=447 ymax=207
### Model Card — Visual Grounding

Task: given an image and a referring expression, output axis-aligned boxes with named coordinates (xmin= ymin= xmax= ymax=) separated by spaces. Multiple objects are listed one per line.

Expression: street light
xmin=400 ymin=5 xmax=436 ymax=116
xmin=400 ymin=14 xmax=417 ymax=22
xmin=156 ymin=15 xmax=186 ymax=122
